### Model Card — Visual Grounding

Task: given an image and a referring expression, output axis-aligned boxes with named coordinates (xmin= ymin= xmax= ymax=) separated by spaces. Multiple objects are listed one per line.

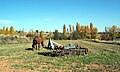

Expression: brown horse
xmin=32 ymin=36 xmax=44 ymax=50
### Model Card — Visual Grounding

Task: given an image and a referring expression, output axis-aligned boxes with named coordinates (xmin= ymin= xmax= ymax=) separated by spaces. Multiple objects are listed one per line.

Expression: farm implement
xmin=42 ymin=38 xmax=88 ymax=56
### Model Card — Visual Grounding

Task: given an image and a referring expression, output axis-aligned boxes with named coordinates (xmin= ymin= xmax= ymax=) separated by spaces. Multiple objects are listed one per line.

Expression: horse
xmin=32 ymin=36 xmax=44 ymax=51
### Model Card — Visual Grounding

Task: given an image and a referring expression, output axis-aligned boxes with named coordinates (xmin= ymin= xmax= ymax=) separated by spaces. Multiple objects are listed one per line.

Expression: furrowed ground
xmin=0 ymin=40 xmax=120 ymax=72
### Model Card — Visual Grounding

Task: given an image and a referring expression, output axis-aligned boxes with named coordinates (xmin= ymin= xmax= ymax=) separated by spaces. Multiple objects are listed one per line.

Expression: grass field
xmin=0 ymin=40 xmax=120 ymax=72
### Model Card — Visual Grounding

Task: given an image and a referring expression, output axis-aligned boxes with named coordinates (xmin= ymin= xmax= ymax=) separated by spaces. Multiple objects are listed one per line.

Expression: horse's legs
xmin=32 ymin=44 xmax=34 ymax=51
xmin=34 ymin=44 xmax=36 ymax=50
xmin=36 ymin=44 xmax=39 ymax=50
xmin=41 ymin=42 xmax=44 ymax=47
xmin=38 ymin=44 xmax=40 ymax=50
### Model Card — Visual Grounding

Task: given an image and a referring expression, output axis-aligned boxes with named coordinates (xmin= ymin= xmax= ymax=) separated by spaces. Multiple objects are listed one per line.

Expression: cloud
xmin=44 ymin=18 xmax=51 ymax=22
xmin=43 ymin=16 xmax=55 ymax=22
xmin=0 ymin=20 xmax=14 ymax=24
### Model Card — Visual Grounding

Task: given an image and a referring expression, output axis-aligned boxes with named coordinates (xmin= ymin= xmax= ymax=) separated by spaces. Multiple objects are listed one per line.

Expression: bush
xmin=0 ymin=35 xmax=31 ymax=44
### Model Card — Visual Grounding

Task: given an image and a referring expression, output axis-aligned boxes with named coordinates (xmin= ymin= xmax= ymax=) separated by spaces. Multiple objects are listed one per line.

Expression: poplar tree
xmin=9 ymin=26 xmax=14 ymax=35
xmin=54 ymin=30 xmax=60 ymax=40
xmin=81 ymin=26 xmax=85 ymax=38
xmin=90 ymin=22 xmax=93 ymax=39
xmin=2 ymin=26 xmax=5 ymax=34
xmin=63 ymin=24 xmax=67 ymax=37
xmin=69 ymin=25 xmax=73 ymax=33
xmin=5 ymin=27 xmax=9 ymax=35
xmin=76 ymin=22 xmax=80 ymax=32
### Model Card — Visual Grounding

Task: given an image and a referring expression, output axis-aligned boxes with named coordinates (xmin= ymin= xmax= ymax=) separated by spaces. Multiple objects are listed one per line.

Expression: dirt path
xmin=0 ymin=60 xmax=12 ymax=72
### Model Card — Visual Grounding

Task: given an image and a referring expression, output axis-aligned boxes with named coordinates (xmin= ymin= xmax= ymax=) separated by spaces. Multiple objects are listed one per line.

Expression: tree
xmin=91 ymin=27 xmax=98 ymax=39
xmin=35 ymin=30 xmax=39 ymax=36
xmin=76 ymin=22 xmax=80 ymax=32
xmin=18 ymin=29 xmax=24 ymax=38
xmin=72 ymin=22 xmax=81 ymax=39
xmin=1 ymin=26 xmax=5 ymax=34
xmin=9 ymin=26 xmax=14 ymax=35
xmin=69 ymin=25 xmax=73 ymax=33
xmin=84 ymin=26 xmax=87 ymax=38
xmin=103 ymin=27 xmax=110 ymax=40
xmin=109 ymin=25 xmax=117 ymax=40
xmin=63 ymin=24 xmax=68 ymax=39
xmin=117 ymin=27 xmax=120 ymax=37
xmin=103 ymin=26 xmax=120 ymax=40
xmin=26 ymin=30 xmax=35 ymax=39
xmin=90 ymin=22 xmax=93 ymax=39
xmin=71 ymin=31 xmax=81 ymax=40
xmin=0 ymin=29 xmax=2 ymax=34
xmin=54 ymin=30 xmax=60 ymax=40
xmin=101 ymin=33 xmax=109 ymax=40
xmin=81 ymin=26 xmax=85 ymax=38
xmin=39 ymin=31 xmax=44 ymax=39
xmin=5 ymin=27 xmax=9 ymax=35
xmin=86 ymin=26 xmax=90 ymax=38
xmin=105 ymin=27 xmax=109 ymax=33
xmin=19 ymin=30 xmax=22 ymax=37
xmin=47 ymin=32 xmax=54 ymax=39
xmin=90 ymin=22 xmax=93 ymax=31
xmin=63 ymin=24 xmax=67 ymax=36
xmin=67 ymin=28 xmax=69 ymax=33
xmin=90 ymin=22 xmax=98 ymax=39
xmin=72 ymin=25 xmax=75 ymax=32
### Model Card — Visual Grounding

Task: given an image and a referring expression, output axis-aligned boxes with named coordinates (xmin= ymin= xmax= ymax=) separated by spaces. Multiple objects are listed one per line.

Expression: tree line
xmin=101 ymin=25 xmax=120 ymax=40
xmin=26 ymin=30 xmax=44 ymax=39
xmin=0 ymin=26 xmax=25 ymax=38
xmin=0 ymin=26 xmax=15 ymax=35
xmin=54 ymin=22 xmax=98 ymax=40
xmin=0 ymin=24 xmax=119 ymax=41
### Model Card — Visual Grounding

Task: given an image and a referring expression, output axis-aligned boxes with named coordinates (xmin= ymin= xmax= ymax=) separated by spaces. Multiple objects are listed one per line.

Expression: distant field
xmin=0 ymin=40 xmax=120 ymax=72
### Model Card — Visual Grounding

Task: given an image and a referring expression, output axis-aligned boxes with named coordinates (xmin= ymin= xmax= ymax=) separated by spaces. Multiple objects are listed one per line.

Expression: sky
xmin=0 ymin=0 xmax=120 ymax=32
